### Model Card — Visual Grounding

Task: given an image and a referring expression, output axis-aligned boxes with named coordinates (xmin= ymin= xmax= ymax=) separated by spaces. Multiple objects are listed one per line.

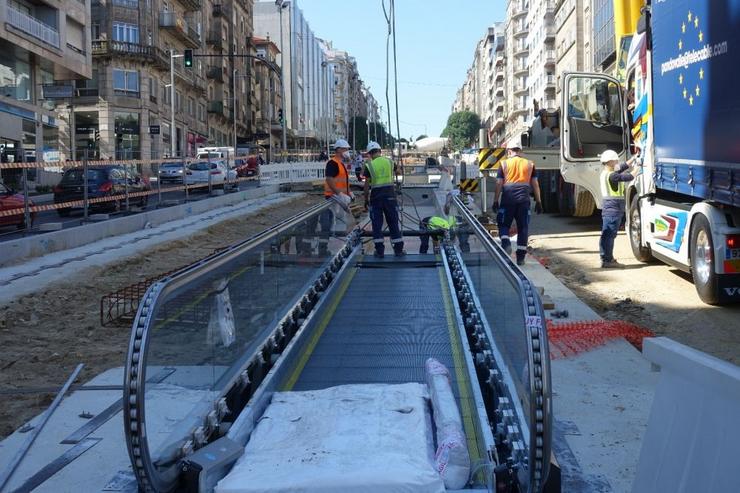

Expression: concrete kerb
xmin=0 ymin=185 xmax=280 ymax=267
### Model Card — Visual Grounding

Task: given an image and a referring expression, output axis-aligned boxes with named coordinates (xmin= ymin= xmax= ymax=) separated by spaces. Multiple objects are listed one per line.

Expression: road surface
xmin=528 ymin=213 xmax=740 ymax=365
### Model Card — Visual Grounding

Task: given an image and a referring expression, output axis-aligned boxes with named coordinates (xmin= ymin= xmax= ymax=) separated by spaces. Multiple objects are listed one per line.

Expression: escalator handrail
xmin=452 ymin=196 xmax=553 ymax=492
xmin=123 ymin=201 xmax=332 ymax=493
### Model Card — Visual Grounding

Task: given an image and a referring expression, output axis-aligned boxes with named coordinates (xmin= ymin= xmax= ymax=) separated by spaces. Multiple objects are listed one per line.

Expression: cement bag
xmin=206 ymin=278 xmax=235 ymax=347
xmin=425 ymin=357 xmax=470 ymax=489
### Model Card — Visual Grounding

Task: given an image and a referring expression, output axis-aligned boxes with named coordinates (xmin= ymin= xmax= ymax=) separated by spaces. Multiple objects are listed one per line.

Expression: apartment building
xmin=592 ymin=0 xmax=615 ymax=73
xmin=505 ymin=0 xmax=530 ymax=141
xmin=554 ymin=0 xmax=593 ymax=98
xmin=254 ymin=0 xmax=335 ymax=148
xmin=66 ymin=0 xmax=255 ymax=160
xmin=253 ymin=36 xmax=281 ymax=160
xmin=0 ymin=0 xmax=91 ymax=162
xmin=320 ymin=41 xmax=360 ymax=140
xmin=527 ymin=0 xmax=557 ymax=113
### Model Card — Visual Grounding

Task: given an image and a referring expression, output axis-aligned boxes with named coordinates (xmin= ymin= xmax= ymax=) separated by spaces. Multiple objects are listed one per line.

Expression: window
xmin=188 ymin=97 xmax=194 ymax=116
xmin=149 ymin=77 xmax=158 ymax=103
xmin=113 ymin=23 xmax=139 ymax=43
xmin=113 ymin=69 xmax=139 ymax=95
xmin=75 ymin=69 xmax=99 ymax=97
xmin=92 ymin=24 xmax=100 ymax=40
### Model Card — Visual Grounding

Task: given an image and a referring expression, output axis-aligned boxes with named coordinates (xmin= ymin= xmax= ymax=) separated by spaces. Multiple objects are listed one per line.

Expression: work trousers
xmin=370 ymin=191 xmax=404 ymax=255
xmin=419 ymin=217 xmax=440 ymax=254
xmin=497 ymin=201 xmax=530 ymax=262
xmin=599 ymin=214 xmax=622 ymax=262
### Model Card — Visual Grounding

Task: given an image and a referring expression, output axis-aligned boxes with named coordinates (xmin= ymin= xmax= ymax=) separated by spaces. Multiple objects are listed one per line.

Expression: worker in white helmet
xmin=492 ymin=136 xmax=543 ymax=266
xmin=313 ymin=138 xmax=353 ymax=255
xmin=363 ymin=141 xmax=404 ymax=257
xmin=599 ymin=148 xmax=640 ymax=268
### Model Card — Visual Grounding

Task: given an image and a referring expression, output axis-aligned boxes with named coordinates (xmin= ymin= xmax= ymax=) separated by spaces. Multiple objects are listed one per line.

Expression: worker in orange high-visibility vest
xmin=313 ymin=139 xmax=354 ymax=255
xmin=493 ymin=137 xmax=543 ymax=266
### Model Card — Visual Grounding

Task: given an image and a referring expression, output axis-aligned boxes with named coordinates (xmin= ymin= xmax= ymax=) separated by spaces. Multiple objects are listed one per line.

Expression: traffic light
xmin=184 ymin=49 xmax=193 ymax=68
xmin=278 ymin=109 xmax=283 ymax=124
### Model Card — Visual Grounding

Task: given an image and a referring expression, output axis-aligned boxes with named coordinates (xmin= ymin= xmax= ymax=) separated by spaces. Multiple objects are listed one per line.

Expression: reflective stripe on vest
xmin=600 ymin=170 xmax=625 ymax=200
xmin=324 ymin=158 xmax=350 ymax=197
xmin=366 ymin=156 xmax=394 ymax=188
xmin=500 ymin=156 xmax=533 ymax=185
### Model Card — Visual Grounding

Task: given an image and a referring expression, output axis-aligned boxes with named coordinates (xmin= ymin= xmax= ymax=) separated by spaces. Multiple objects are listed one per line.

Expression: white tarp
xmin=215 ymin=383 xmax=444 ymax=493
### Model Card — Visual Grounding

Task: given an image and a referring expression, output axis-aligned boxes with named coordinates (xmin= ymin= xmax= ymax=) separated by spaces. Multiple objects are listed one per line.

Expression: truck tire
xmin=628 ymin=195 xmax=653 ymax=262
xmin=557 ymin=177 xmax=575 ymax=216
xmin=573 ymin=189 xmax=596 ymax=217
xmin=690 ymin=214 xmax=721 ymax=305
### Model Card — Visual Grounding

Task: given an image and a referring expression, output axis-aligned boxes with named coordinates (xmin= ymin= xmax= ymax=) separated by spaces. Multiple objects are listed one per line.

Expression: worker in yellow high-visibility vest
xmin=363 ymin=141 xmax=404 ymax=258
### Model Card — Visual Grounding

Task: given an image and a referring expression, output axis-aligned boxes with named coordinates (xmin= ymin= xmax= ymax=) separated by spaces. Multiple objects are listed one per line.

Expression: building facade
xmin=65 ymin=0 xmax=256 ymax=161
xmin=554 ymin=0 xmax=593 ymax=99
xmin=505 ymin=0 xmax=531 ymax=142
xmin=0 ymin=0 xmax=91 ymax=163
xmin=527 ymin=0 xmax=557 ymax=113
xmin=253 ymin=36 xmax=281 ymax=161
xmin=592 ymin=0 xmax=615 ymax=73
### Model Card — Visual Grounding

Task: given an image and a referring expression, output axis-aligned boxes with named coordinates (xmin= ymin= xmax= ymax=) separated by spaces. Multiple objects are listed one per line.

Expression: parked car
xmin=235 ymin=156 xmax=260 ymax=177
xmin=158 ymin=162 xmax=186 ymax=184
xmin=185 ymin=160 xmax=238 ymax=189
xmin=53 ymin=165 xmax=150 ymax=216
xmin=0 ymin=182 xmax=35 ymax=229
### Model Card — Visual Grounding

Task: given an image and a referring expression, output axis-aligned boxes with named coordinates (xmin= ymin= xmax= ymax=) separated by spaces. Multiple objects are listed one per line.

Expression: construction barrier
xmin=478 ymin=147 xmax=506 ymax=171
xmin=458 ymin=178 xmax=480 ymax=193
xmin=258 ymin=162 xmax=326 ymax=185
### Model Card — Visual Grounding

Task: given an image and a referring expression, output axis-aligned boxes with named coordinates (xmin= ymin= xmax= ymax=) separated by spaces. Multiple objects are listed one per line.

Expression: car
xmin=235 ymin=156 xmax=260 ymax=177
xmin=158 ymin=162 xmax=186 ymax=184
xmin=0 ymin=182 xmax=35 ymax=229
xmin=53 ymin=165 xmax=150 ymax=216
xmin=185 ymin=160 xmax=238 ymax=189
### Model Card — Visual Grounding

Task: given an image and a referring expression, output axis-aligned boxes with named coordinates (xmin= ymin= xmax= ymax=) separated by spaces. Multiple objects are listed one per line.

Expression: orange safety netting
xmin=546 ymin=320 xmax=655 ymax=359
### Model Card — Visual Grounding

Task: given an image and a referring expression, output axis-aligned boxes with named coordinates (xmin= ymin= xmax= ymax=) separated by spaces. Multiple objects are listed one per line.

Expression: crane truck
xmin=558 ymin=0 xmax=740 ymax=304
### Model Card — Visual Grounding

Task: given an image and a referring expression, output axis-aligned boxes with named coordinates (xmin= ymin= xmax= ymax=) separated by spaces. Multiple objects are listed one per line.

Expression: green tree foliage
xmin=441 ymin=111 xmax=481 ymax=150
xmin=348 ymin=117 xmax=396 ymax=151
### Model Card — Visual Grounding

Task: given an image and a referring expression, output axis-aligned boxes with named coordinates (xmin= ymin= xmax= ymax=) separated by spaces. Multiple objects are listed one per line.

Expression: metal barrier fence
xmin=0 ymin=150 xmax=331 ymax=237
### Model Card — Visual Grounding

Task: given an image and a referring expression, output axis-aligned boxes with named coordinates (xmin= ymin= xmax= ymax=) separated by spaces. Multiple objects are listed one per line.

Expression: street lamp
xmin=276 ymin=0 xmax=289 ymax=158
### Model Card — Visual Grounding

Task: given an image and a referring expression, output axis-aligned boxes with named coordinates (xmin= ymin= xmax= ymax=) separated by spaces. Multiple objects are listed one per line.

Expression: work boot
xmin=373 ymin=250 xmax=384 ymax=259
xmin=394 ymin=250 xmax=407 ymax=257
xmin=516 ymin=258 xmax=526 ymax=266
xmin=502 ymin=243 xmax=513 ymax=255
xmin=601 ymin=259 xmax=624 ymax=268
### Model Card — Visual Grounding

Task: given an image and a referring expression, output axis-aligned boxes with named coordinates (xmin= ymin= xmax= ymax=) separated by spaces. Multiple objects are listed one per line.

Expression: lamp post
xmin=276 ymin=0 xmax=288 ymax=159
xmin=170 ymin=51 xmax=184 ymax=158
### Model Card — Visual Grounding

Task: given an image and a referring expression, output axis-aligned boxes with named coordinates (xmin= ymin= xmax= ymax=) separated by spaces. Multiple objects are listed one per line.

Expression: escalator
xmin=123 ymin=187 xmax=553 ymax=492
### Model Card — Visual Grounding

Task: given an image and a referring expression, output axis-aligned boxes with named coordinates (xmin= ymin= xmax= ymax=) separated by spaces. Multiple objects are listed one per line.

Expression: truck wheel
xmin=691 ymin=215 xmax=720 ymax=305
xmin=573 ymin=190 xmax=595 ymax=217
xmin=628 ymin=195 xmax=652 ymax=262
xmin=557 ymin=177 xmax=575 ymax=216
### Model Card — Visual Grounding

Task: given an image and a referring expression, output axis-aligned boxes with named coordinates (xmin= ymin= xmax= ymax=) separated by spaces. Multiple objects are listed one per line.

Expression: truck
xmin=557 ymin=0 xmax=740 ymax=304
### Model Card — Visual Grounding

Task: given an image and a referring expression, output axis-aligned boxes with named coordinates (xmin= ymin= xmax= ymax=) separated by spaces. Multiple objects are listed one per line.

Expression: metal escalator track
xmin=123 ymin=188 xmax=553 ymax=493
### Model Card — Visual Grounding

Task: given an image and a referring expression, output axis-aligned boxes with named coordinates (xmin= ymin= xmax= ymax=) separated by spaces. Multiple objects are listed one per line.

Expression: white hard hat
xmin=366 ymin=141 xmax=381 ymax=152
xmin=600 ymin=149 xmax=620 ymax=163
xmin=333 ymin=138 xmax=350 ymax=149
xmin=507 ymin=136 xmax=522 ymax=150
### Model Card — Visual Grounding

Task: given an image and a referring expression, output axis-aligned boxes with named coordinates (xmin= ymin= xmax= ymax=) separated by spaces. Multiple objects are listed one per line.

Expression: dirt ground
xmin=0 ymin=194 xmax=321 ymax=439
xmin=528 ymin=213 xmax=740 ymax=366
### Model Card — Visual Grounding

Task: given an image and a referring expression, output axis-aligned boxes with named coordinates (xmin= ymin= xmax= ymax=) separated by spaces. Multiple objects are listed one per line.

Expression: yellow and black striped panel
xmin=478 ymin=147 xmax=506 ymax=170
xmin=459 ymin=179 xmax=479 ymax=193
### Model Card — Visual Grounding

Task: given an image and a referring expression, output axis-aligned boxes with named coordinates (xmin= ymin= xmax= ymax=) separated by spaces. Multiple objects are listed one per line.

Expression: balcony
xmin=207 ymin=100 xmax=226 ymax=116
xmin=511 ymin=4 xmax=528 ymax=19
xmin=212 ymin=3 xmax=228 ymax=16
xmin=177 ymin=0 xmax=201 ymax=11
xmin=5 ymin=5 xmax=60 ymax=48
xmin=514 ymin=84 xmax=528 ymax=96
xmin=544 ymin=22 xmax=556 ymax=41
xmin=544 ymin=75 xmax=556 ymax=90
xmin=544 ymin=50 xmax=556 ymax=66
xmin=495 ymin=83 xmax=504 ymax=95
xmin=159 ymin=11 xmax=201 ymax=48
xmin=513 ymin=22 xmax=528 ymax=37
xmin=207 ymin=25 xmax=224 ymax=49
xmin=514 ymin=42 xmax=528 ymax=56
xmin=514 ymin=64 xmax=528 ymax=76
xmin=92 ymin=40 xmax=169 ymax=68
xmin=493 ymin=112 xmax=505 ymax=130
xmin=111 ymin=0 xmax=138 ymax=8
xmin=206 ymin=66 xmax=224 ymax=82
xmin=495 ymin=97 xmax=505 ymax=110
xmin=495 ymin=70 xmax=504 ymax=81
xmin=543 ymin=98 xmax=557 ymax=110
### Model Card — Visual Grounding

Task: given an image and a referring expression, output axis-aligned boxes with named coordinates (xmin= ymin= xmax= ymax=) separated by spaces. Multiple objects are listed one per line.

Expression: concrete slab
xmin=0 ymin=192 xmax=303 ymax=305
xmin=37 ymin=223 xmax=62 ymax=232
xmin=88 ymin=214 xmax=110 ymax=222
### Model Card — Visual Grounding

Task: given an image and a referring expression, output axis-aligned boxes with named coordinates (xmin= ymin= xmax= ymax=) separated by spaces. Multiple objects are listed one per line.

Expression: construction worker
xmin=310 ymin=138 xmax=353 ymax=255
xmin=363 ymin=141 xmax=405 ymax=257
xmin=419 ymin=216 xmax=451 ymax=254
xmin=493 ymin=137 xmax=543 ymax=266
xmin=599 ymin=148 xmax=638 ymax=268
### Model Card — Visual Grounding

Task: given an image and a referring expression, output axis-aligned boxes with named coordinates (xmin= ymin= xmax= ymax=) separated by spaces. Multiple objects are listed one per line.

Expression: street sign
xmin=149 ymin=125 xmax=160 ymax=135
xmin=42 ymin=84 xmax=75 ymax=99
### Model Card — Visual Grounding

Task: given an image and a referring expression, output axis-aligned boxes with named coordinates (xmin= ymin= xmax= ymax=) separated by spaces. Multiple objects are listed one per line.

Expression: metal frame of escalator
xmin=122 ymin=201 xmax=362 ymax=493
xmin=449 ymin=195 xmax=553 ymax=493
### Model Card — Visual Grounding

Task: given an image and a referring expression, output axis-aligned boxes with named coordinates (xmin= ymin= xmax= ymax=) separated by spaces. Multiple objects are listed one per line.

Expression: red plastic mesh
xmin=546 ymin=320 xmax=655 ymax=359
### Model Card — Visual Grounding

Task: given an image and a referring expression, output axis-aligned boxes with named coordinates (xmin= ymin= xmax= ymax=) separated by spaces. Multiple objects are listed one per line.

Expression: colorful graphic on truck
xmin=653 ymin=211 xmax=688 ymax=253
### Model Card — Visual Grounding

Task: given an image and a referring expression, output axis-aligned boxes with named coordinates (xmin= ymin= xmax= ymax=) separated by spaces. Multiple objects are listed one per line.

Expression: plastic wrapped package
xmin=215 ymin=383 xmax=444 ymax=493
xmin=425 ymin=357 xmax=471 ymax=489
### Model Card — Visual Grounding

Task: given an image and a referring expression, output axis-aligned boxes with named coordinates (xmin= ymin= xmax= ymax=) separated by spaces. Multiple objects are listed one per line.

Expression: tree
xmin=441 ymin=111 xmax=481 ymax=151
xmin=348 ymin=118 xmax=396 ymax=151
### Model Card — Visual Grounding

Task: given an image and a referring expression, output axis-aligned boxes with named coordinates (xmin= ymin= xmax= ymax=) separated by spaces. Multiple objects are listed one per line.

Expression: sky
xmin=296 ymin=0 xmax=506 ymax=140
